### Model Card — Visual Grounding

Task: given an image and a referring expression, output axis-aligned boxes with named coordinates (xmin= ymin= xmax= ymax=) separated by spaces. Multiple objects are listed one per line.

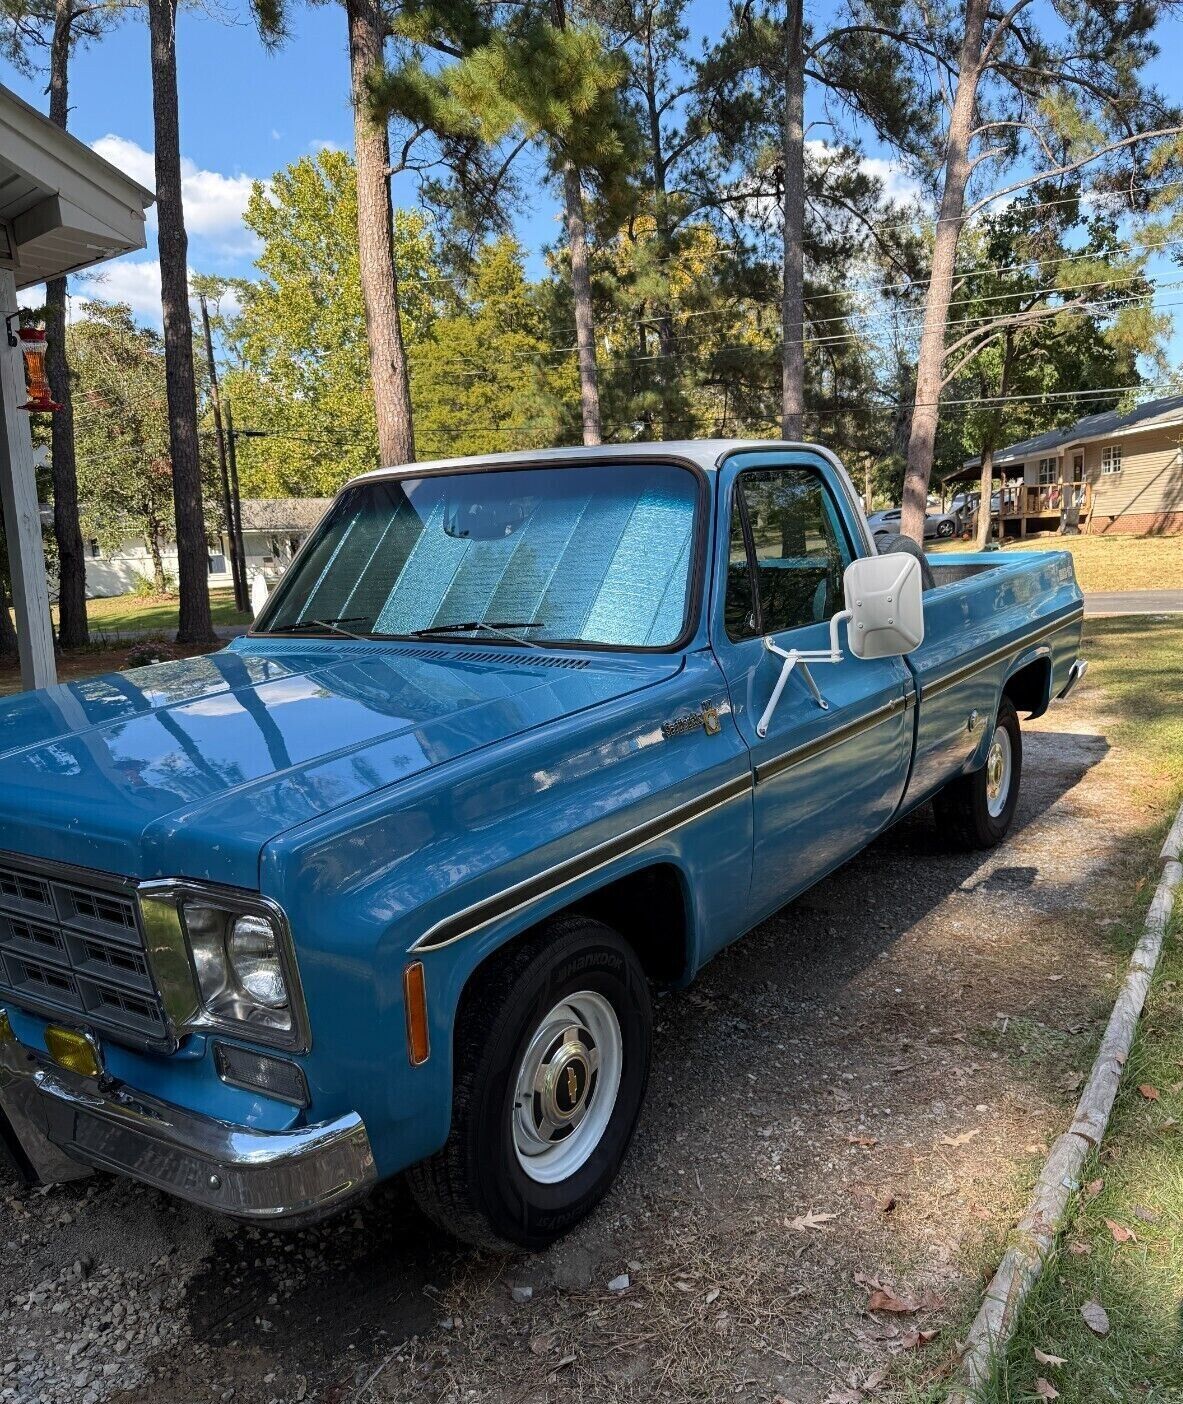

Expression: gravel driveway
xmin=0 ymin=681 xmax=1156 ymax=1404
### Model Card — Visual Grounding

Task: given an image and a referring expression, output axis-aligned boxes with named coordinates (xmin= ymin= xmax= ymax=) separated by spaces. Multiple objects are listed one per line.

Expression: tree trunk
xmin=643 ymin=32 xmax=678 ymax=438
xmin=45 ymin=0 xmax=89 ymax=648
xmin=346 ymin=0 xmax=415 ymax=467
xmin=562 ymin=163 xmax=602 ymax=445
xmin=975 ymin=447 xmax=994 ymax=550
xmin=780 ymin=0 xmax=805 ymax=441
xmin=147 ymin=529 xmax=167 ymax=594
xmin=147 ymin=0 xmax=215 ymax=644
xmin=198 ymin=294 xmax=247 ymax=610
xmin=224 ymin=399 xmax=249 ymax=616
xmin=899 ymin=0 xmax=990 ymax=543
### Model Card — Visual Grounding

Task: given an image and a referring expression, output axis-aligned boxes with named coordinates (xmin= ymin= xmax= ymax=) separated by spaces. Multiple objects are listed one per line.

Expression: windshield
xmin=257 ymin=462 xmax=702 ymax=649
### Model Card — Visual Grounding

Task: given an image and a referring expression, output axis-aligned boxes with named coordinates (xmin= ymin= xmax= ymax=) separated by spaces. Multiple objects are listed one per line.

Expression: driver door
xmin=712 ymin=452 xmax=914 ymax=916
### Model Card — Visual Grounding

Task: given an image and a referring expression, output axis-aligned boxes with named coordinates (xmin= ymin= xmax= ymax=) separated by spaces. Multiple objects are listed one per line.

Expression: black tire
xmin=932 ymin=696 xmax=1023 ymax=849
xmin=407 ymin=916 xmax=652 ymax=1251
xmin=937 ymin=518 xmax=956 ymax=538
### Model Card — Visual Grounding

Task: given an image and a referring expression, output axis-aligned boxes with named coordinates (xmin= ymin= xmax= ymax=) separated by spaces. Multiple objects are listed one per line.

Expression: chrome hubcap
xmin=512 ymin=990 xmax=622 ymax=1185
xmin=986 ymin=724 xmax=1013 ymax=818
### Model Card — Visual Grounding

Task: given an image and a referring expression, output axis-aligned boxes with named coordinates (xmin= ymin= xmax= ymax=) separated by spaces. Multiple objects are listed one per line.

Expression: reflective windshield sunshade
xmin=258 ymin=463 xmax=701 ymax=650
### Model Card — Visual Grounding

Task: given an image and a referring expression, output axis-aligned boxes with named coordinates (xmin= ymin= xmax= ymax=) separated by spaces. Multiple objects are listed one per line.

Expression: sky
xmin=2 ymin=0 xmax=1182 ymax=368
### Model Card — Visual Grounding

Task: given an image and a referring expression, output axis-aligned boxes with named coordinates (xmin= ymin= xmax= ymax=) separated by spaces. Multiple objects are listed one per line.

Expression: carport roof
xmin=0 ymin=82 xmax=154 ymax=288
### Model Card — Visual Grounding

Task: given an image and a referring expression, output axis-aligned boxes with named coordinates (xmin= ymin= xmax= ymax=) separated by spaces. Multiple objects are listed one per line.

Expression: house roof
xmin=961 ymin=394 xmax=1183 ymax=472
xmin=0 ymin=82 xmax=154 ymax=289
xmin=238 ymin=498 xmax=333 ymax=532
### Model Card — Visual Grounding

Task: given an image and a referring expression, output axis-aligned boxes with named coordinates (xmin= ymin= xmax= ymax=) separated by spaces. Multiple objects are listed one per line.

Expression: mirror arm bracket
xmin=756 ymin=610 xmax=852 ymax=737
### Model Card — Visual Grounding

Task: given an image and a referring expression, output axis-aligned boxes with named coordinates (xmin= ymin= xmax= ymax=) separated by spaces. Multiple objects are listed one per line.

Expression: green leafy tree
xmin=68 ymin=302 xmax=218 ymax=593
xmin=220 ymin=151 xmax=436 ymax=496
xmin=414 ymin=237 xmax=574 ymax=456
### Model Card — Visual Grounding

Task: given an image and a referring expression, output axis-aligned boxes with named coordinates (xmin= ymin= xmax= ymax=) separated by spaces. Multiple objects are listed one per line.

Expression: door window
xmin=726 ymin=468 xmax=853 ymax=641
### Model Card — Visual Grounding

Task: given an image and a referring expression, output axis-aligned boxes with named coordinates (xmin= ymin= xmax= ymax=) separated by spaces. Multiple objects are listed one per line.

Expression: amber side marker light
xmin=45 ymin=1026 xmax=102 ymax=1079
xmin=403 ymin=961 xmax=430 ymax=1066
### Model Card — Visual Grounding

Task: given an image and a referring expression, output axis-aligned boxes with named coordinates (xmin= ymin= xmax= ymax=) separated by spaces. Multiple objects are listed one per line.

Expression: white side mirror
xmin=843 ymin=554 xmax=925 ymax=659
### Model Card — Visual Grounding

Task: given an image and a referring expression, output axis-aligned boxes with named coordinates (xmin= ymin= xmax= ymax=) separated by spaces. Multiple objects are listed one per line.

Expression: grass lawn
xmin=931 ymin=533 xmax=1183 ymax=594
xmin=984 ymin=614 xmax=1183 ymax=1402
xmin=65 ymin=587 xmax=251 ymax=636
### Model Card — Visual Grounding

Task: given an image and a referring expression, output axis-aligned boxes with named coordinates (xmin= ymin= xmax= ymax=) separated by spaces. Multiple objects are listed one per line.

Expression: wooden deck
xmin=967 ymin=482 xmax=1094 ymax=538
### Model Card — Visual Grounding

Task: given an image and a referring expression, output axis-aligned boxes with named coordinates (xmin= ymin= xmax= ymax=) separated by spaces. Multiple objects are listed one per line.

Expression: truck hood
xmin=0 ymin=638 xmax=679 ymax=887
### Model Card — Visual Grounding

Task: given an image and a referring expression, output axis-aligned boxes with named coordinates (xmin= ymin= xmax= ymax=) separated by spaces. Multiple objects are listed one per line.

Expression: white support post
xmin=0 ymin=268 xmax=57 ymax=690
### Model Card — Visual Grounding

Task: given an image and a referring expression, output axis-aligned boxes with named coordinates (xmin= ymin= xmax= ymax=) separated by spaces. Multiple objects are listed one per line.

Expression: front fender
xmin=259 ymin=650 xmax=754 ymax=1179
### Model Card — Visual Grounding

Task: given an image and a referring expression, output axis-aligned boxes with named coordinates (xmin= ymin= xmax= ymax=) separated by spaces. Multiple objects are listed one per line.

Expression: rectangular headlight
xmin=138 ymin=884 xmax=308 ymax=1052
xmin=183 ymin=902 xmax=294 ymax=1038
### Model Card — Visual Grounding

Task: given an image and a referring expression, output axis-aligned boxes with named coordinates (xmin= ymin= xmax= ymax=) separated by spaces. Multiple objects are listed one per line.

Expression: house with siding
xmin=961 ymin=394 xmax=1183 ymax=536
xmin=79 ymin=498 xmax=332 ymax=598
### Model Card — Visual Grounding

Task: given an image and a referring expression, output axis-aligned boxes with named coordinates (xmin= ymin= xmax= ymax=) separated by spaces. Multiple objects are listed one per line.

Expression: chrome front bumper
xmin=0 ymin=1021 xmax=376 ymax=1224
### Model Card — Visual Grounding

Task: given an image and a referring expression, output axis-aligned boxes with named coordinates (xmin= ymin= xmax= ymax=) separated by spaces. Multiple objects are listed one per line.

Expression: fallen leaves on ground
xmin=1132 ymin=1204 xmax=1160 ymax=1223
xmin=1104 ymin=1218 xmax=1137 ymax=1244
xmin=1081 ymin=1299 xmax=1110 ymax=1336
xmin=1138 ymin=1084 xmax=1160 ymax=1101
xmin=786 ymin=1209 xmax=838 ymax=1232
xmin=1034 ymin=1377 xmax=1060 ymax=1399
xmin=899 ymin=1327 xmax=938 ymax=1349
xmin=1067 ymin=1240 xmax=1093 ymax=1256
xmin=940 ymin=1128 xmax=981 ymax=1147
xmin=847 ymin=1132 xmax=878 ymax=1148
xmin=1085 ymin=1178 xmax=1104 ymax=1198
xmin=867 ymin=1286 xmax=916 ymax=1314
xmin=1034 ymin=1348 xmax=1067 ymax=1366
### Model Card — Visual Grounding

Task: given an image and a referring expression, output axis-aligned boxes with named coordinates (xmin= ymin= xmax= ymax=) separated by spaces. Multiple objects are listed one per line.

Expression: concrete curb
xmin=948 ymin=798 xmax=1183 ymax=1402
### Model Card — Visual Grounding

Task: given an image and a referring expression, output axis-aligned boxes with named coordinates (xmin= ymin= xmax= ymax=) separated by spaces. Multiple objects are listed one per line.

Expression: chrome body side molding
xmin=410 ymin=772 xmax=753 ymax=954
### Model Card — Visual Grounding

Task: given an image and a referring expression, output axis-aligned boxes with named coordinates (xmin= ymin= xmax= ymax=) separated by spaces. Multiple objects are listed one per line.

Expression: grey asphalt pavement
xmin=1084 ymin=589 xmax=1183 ymax=616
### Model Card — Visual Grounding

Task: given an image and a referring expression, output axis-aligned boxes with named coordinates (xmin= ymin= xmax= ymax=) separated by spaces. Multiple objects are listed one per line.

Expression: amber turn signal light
xmin=44 ymin=1025 xmax=102 ymax=1079
xmin=403 ymin=961 xmax=430 ymax=1066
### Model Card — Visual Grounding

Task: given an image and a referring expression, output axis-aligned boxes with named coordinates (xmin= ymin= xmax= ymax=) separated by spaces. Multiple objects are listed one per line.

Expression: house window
xmin=1037 ymin=457 xmax=1058 ymax=484
xmin=88 ymin=539 xmax=101 ymax=559
xmin=1101 ymin=444 xmax=1123 ymax=475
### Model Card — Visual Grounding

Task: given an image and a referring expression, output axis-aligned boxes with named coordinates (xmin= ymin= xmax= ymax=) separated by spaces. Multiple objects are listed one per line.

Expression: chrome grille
xmin=0 ymin=855 xmax=168 ymax=1046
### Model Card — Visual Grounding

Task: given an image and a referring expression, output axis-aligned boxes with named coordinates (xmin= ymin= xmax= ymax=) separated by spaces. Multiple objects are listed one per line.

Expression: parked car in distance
xmin=868 ymin=504 xmax=962 ymax=540
xmin=0 ymin=441 xmax=1086 ymax=1250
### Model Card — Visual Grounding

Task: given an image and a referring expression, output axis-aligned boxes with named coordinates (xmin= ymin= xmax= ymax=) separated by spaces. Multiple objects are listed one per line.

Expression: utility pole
xmin=224 ymin=399 xmax=250 ymax=619
xmin=198 ymin=293 xmax=247 ymax=611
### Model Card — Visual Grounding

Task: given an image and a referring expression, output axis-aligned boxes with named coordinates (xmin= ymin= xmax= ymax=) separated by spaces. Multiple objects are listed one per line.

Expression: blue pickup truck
xmin=0 ymin=442 xmax=1085 ymax=1248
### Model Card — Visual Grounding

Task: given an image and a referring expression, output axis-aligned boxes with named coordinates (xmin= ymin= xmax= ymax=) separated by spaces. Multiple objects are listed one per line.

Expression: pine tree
xmin=703 ymin=0 xmax=934 ymax=439
xmin=146 ymin=0 xmax=215 ymax=643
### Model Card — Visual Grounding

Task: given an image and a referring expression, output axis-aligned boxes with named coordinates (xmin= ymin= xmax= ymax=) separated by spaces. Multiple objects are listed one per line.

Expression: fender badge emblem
xmin=662 ymin=703 xmax=723 ymax=740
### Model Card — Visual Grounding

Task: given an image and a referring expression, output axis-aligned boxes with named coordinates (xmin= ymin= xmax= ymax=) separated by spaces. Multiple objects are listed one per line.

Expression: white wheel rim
xmin=986 ymin=724 xmax=1013 ymax=818
xmin=511 ymin=990 xmax=623 ymax=1185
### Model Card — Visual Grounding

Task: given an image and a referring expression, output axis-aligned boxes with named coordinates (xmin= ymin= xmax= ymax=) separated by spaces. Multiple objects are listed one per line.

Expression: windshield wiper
xmin=267 ymin=615 xmax=371 ymax=641
xmin=410 ymin=620 xmax=544 ymax=648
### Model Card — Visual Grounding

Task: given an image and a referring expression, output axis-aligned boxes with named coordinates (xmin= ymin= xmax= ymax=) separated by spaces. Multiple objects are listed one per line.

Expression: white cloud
xmin=91 ymin=135 xmax=260 ymax=248
xmin=73 ymin=259 xmax=162 ymax=322
xmin=858 ymin=154 xmax=925 ymax=210
xmin=310 ymin=138 xmax=343 ymax=154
